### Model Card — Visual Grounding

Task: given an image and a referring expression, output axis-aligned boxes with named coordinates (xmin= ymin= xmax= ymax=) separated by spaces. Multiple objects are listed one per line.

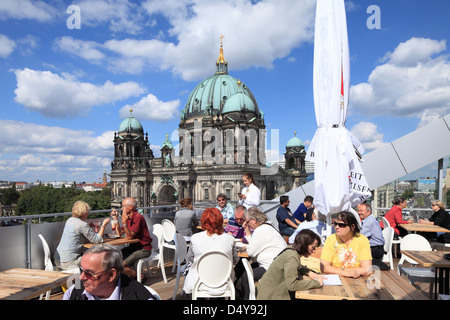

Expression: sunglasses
xmin=332 ymin=221 xmax=348 ymax=228
xmin=80 ymin=267 xmax=109 ymax=280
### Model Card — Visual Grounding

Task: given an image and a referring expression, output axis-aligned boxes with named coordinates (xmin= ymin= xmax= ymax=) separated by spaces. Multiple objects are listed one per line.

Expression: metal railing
xmin=0 ymin=201 xmax=434 ymax=271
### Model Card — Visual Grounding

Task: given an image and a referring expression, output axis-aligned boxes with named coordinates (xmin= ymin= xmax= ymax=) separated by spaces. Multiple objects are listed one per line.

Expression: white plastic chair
xmin=397 ymin=234 xmax=435 ymax=292
xmin=145 ymin=286 xmax=161 ymax=300
xmin=382 ymin=227 xmax=394 ymax=270
xmin=162 ymin=219 xmax=177 ymax=273
xmin=382 ymin=216 xmax=401 ymax=257
xmin=136 ymin=224 xmax=168 ymax=283
xmin=172 ymin=232 xmax=188 ymax=300
xmin=241 ymin=258 xmax=256 ymax=300
xmin=192 ymin=251 xmax=235 ymax=300
xmin=38 ymin=234 xmax=79 ymax=300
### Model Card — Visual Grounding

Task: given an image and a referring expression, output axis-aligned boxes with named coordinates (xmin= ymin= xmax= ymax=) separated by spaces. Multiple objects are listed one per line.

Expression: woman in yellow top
xmin=320 ymin=211 xmax=372 ymax=278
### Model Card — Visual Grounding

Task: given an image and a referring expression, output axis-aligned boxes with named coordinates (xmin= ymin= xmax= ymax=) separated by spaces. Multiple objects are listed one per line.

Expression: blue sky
xmin=0 ymin=0 xmax=449 ymax=183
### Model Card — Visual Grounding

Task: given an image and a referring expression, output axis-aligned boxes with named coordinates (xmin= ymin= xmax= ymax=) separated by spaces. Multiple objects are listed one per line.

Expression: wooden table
xmin=83 ymin=236 xmax=140 ymax=249
xmin=399 ymin=223 xmax=450 ymax=233
xmin=401 ymin=250 xmax=450 ymax=299
xmin=295 ymin=269 xmax=428 ymax=300
xmin=0 ymin=268 xmax=71 ymax=300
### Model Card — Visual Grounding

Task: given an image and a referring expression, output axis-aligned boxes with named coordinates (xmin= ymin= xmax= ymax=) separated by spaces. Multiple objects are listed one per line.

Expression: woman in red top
xmin=383 ymin=196 xmax=412 ymax=238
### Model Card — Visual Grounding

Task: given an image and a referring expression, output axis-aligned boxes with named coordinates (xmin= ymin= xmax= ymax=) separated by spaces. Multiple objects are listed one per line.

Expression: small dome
xmin=118 ymin=109 xmax=144 ymax=135
xmin=222 ymin=92 xmax=256 ymax=114
xmin=286 ymin=133 xmax=304 ymax=148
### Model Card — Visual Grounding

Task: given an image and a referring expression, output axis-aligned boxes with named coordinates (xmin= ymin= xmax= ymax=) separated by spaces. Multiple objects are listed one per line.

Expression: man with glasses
xmin=216 ymin=193 xmax=235 ymax=222
xmin=63 ymin=244 xmax=155 ymax=300
xmin=225 ymin=205 xmax=248 ymax=240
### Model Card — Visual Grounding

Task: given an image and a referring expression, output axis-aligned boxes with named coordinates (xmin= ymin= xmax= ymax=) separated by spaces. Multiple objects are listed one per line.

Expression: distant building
xmin=110 ymin=40 xmax=307 ymax=208
xmin=417 ymin=178 xmax=436 ymax=192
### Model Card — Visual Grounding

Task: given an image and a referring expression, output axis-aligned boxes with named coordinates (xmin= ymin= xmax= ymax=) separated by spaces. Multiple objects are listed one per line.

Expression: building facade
xmin=110 ymin=42 xmax=307 ymax=208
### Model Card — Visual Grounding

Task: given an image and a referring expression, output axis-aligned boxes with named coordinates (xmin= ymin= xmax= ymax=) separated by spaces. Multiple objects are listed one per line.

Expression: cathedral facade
xmin=110 ymin=41 xmax=307 ymax=208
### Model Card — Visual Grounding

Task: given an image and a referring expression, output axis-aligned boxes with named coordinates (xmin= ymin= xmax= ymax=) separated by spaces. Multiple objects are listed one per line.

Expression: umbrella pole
xmin=326 ymin=213 xmax=332 ymax=237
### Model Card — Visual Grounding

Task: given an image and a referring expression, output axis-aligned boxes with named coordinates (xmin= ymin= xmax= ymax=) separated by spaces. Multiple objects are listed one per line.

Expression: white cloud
xmin=0 ymin=120 xmax=114 ymax=182
xmin=13 ymin=68 xmax=146 ymax=118
xmin=120 ymin=94 xmax=180 ymax=122
xmin=381 ymin=37 xmax=447 ymax=67
xmin=55 ymin=0 xmax=316 ymax=81
xmin=350 ymin=37 xmax=450 ymax=125
xmin=54 ymin=36 xmax=105 ymax=61
xmin=75 ymin=0 xmax=145 ymax=34
xmin=0 ymin=34 xmax=15 ymax=57
xmin=0 ymin=0 xmax=59 ymax=22
xmin=350 ymin=121 xmax=386 ymax=152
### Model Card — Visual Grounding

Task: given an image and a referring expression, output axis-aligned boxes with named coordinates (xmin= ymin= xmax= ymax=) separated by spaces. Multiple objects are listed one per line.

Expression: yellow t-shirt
xmin=321 ymin=233 xmax=372 ymax=268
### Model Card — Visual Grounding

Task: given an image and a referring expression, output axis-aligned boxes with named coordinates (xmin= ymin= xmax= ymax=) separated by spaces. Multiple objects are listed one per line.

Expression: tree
xmin=1 ymin=187 xmax=21 ymax=206
xmin=402 ymin=189 xmax=414 ymax=200
xmin=16 ymin=186 xmax=112 ymax=221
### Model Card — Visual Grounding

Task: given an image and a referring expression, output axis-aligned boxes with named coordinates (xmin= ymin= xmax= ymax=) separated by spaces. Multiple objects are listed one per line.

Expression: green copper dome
xmin=286 ymin=133 xmax=304 ymax=148
xmin=118 ymin=109 xmax=144 ymax=135
xmin=181 ymin=40 xmax=261 ymax=120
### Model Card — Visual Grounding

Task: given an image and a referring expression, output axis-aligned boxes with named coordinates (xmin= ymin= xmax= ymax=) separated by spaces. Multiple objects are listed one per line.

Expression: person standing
xmin=238 ymin=172 xmax=261 ymax=209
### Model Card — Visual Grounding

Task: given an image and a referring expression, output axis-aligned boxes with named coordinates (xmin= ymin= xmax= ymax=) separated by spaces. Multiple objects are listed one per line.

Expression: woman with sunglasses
xmin=320 ymin=211 xmax=372 ymax=278
xmin=419 ymin=200 xmax=450 ymax=243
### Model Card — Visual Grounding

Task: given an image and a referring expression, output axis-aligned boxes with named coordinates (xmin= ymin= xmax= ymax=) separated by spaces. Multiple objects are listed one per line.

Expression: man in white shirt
xmin=288 ymin=208 xmax=326 ymax=244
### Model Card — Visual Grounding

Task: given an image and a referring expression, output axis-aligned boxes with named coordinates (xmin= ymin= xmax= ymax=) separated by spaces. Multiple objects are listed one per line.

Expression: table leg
xmin=436 ymin=267 xmax=450 ymax=298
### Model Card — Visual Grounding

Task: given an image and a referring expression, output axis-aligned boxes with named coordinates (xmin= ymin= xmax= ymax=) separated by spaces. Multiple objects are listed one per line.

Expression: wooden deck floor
xmin=48 ymin=256 xmax=436 ymax=300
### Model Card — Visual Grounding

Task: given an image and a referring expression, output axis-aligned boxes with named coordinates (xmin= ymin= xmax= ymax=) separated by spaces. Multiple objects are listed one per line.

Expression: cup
xmin=93 ymin=220 xmax=100 ymax=233
xmin=111 ymin=220 xmax=118 ymax=235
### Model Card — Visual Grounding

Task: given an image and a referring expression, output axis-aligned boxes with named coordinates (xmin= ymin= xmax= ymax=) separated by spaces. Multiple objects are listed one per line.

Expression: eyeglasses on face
xmin=217 ymin=199 xmax=226 ymax=202
xmin=80 ymin=267 xmax=109 ymax=280
xmin=332 ymin=221 xmax=348 ymax=228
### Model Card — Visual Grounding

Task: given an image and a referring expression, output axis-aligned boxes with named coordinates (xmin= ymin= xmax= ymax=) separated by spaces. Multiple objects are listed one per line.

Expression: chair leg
xmin=172 ymin=252 xmax=177 ymax=273
xmin=172 ymin=268 xmax=181 ymax=300
xmin=389 ymin=252 xmax=394 ymax=270
xmin=137 ymin=260 xmax=144 ymax=283
xmin=145 ymin=261 xmax=152 ymax=279
xmin=160 ymin=253 xmax=168 ymax=283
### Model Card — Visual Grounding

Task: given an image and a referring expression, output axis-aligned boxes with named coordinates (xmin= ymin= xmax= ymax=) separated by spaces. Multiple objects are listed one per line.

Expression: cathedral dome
xmin=286 ymin=132 xmax=304 ymax=148
xmin=118 ymin=109 xmax=144 ymax=136
xmin=181 ymin=39 xmax=260 ymax=120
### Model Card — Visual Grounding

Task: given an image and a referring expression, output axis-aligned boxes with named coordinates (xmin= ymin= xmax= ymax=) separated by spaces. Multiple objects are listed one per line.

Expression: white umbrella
xmin=306 ymin=0 xmax=371 ymax=234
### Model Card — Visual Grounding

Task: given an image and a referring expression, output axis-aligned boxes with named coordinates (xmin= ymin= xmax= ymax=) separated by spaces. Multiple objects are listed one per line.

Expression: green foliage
xmin=402 ymin=189 xmax=414 ymax=200
xmin=16 ymin=185 xmax=112 ymax=221
xmin=1 ymin=187 xmax=21 ymax=205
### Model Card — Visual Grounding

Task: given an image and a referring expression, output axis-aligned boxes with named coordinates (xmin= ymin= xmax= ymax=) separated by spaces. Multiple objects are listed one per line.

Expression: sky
xmin=0 ymin=0 xmax=449 ymax=183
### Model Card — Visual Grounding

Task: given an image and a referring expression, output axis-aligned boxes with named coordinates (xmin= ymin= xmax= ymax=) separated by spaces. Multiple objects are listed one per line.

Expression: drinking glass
xmin=111 ymin=220 xmax=118 ymax=237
